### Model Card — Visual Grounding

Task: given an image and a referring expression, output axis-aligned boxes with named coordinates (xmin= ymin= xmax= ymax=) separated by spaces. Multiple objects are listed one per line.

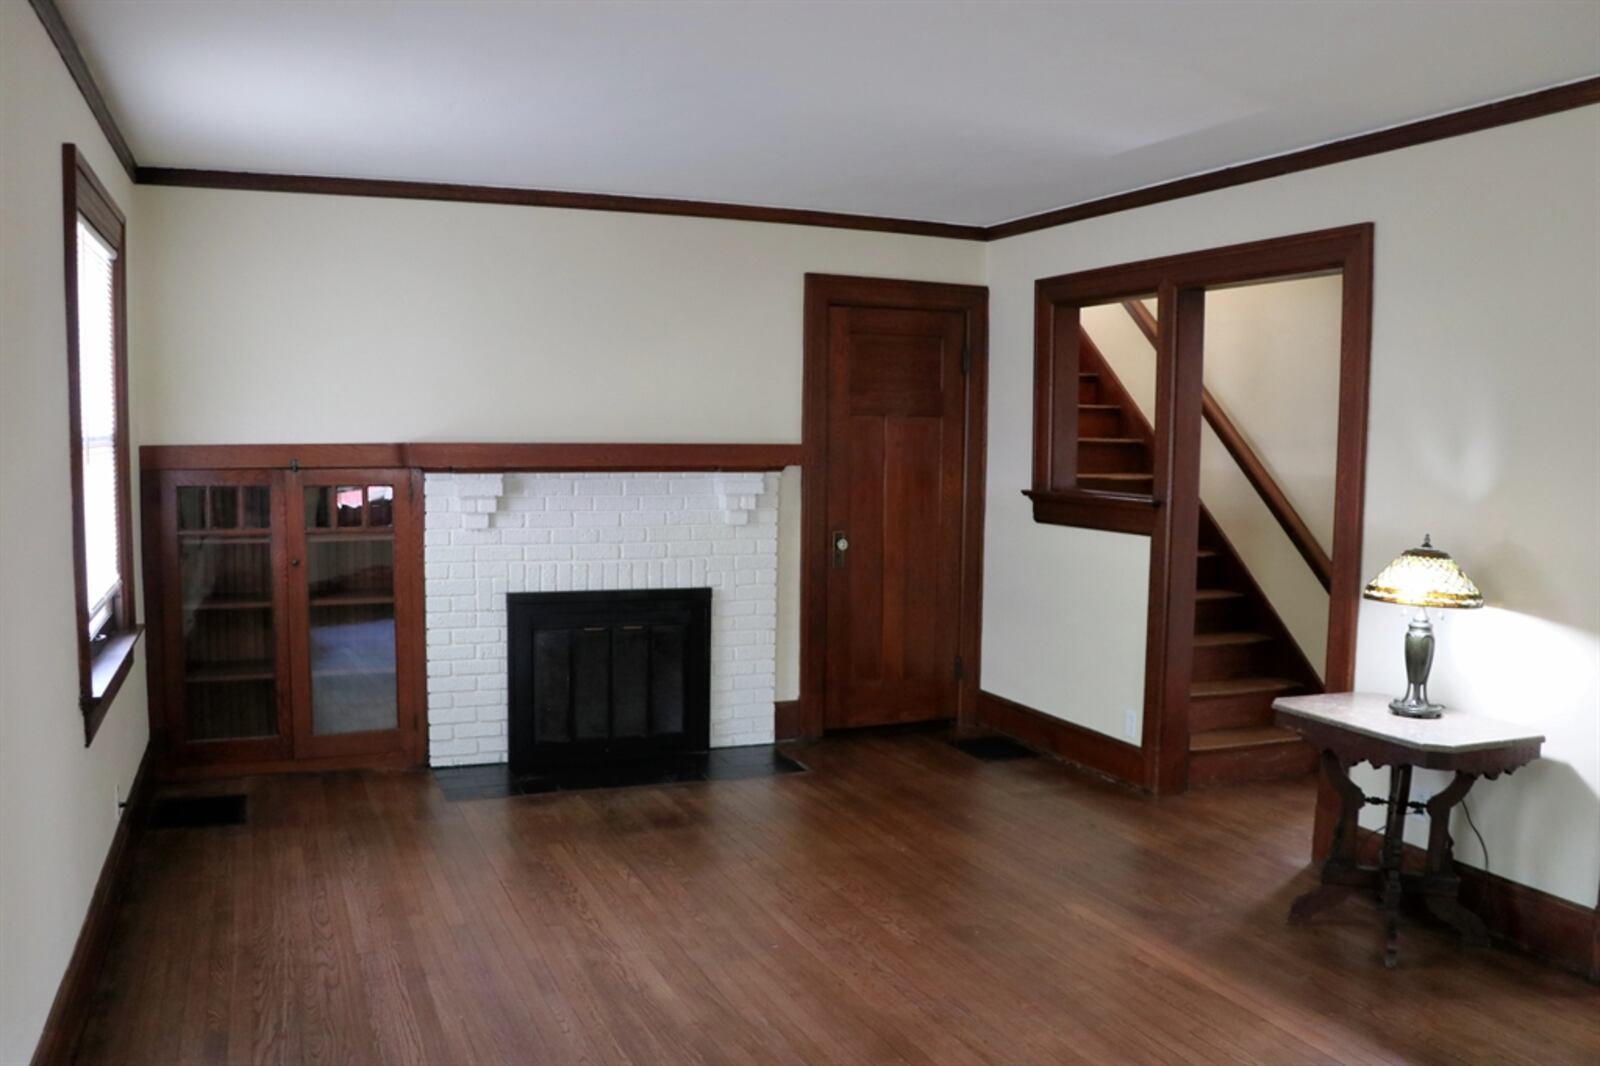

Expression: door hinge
xmin=288 ymin=458 xmax=300 ymax=473
xmin=961 ymin=342 xmax=971 ymax=376
xmin=954 ymin=655 xmax=965 ymax=681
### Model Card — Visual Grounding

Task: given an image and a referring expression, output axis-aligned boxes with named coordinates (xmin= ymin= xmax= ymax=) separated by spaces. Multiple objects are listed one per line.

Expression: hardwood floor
xmin=80 ymin=731 xmax=1597 ymax=1064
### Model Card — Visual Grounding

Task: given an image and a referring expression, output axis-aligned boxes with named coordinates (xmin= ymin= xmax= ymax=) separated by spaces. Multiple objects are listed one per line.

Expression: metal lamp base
xmin=1390 ymin=610 xmax=1445 ymax=718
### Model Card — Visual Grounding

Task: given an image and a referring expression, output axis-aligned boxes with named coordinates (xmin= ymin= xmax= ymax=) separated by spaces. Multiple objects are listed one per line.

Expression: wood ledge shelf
xmin=82 ymin=626 xmax=143 ymax=746
xmin=1024 ymin=488 xmax=1160 ymax=535
xmin=141 ymin=442 xmax=806 ymax=473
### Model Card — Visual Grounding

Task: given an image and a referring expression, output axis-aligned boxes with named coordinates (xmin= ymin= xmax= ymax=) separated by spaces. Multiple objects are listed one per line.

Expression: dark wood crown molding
xmin=987 ymin=76 xmax=1600 ymax=240
xmin=134 ymin=167 xmax=988 ymax=240
xmin=26 ymin=0 xmax=1597 ymax=243
xmin=138 ymin=442 xmax=805 ymax=473
xmin=27 ymin=0 xmax=138 ymax=179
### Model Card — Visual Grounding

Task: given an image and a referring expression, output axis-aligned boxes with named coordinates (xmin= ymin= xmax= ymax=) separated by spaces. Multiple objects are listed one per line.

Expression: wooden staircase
xmin=1077 ymin=334 xmax=1320 ymax=788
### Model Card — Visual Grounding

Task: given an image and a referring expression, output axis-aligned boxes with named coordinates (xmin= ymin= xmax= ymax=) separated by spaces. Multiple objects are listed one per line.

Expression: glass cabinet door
xmin=291 ymin=471 xmax=416 ymax=758
xmin=166 ymin=474 xmax=289 ymax=757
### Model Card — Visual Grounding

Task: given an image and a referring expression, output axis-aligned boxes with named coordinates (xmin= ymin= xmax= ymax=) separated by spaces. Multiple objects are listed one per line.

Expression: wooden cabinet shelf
xmin=310 ymin=594 xmax=396 ymax=608
xmin=183 ymin=597 xmax=273 ymax=612
xmin=185 ymin=660 xmax=277 ymax=684
xmin=150 ymin=466 xmax=424 ymax=775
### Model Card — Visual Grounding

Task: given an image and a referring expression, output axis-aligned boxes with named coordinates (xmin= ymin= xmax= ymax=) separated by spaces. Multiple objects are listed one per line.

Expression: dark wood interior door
xmin=825 ymin=304 xmax=968 ymax=728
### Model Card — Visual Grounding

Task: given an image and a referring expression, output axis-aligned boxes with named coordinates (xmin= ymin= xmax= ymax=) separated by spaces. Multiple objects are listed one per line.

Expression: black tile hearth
xmin=951 ymin=735 xmax=1040 ymax=762
xmin=433 ymin=744 xmax=807 ymax=801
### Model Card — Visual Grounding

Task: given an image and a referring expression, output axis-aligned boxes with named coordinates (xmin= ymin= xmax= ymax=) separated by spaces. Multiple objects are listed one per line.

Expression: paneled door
xmin=287 ymin=469 xmax=424 ymax=760
xmin=155 ymin=469 xmax=293 ymax=766
xmin=824 ymin=303 xmax=971 ymax=728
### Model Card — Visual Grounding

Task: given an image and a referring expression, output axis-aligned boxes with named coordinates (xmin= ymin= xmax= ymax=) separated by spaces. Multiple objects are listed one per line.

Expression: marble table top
xmin=1273 ymin=692 xmax=1545 ymax=754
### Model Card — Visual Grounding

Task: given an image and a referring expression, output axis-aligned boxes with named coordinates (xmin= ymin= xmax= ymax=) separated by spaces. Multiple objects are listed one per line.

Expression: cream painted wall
xmin=983 ymin=104 xmax=1600 ymax=908
xmin=0 ymin=5 xmax=151 ymax=1061
xmin=1082 ymin=278 xmax=1340 ymax=678
xmin=134 ymin=184 xmax=986 ymax=703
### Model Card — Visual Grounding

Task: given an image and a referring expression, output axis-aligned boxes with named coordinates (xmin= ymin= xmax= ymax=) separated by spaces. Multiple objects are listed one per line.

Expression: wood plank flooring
xmin=79 ymin=730 xmax=1598 ymax=1064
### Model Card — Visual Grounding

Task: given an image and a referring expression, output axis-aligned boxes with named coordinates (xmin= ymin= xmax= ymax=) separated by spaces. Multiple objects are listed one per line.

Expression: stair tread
xmin=1079 ymin=404 xmax=1121 ymax=411
xmin=1193 ymin=630 xmax=1273 ymax=647
xmin=1080 ymin=472 xmax=1152 ymax=480
xmin=1197 ymin=549 xmax=1218 ymax=558
xmin=1194 ymin=588 xmax=1246 ymax=601
xmin=1189 ymin=726 xmax=1304 ymax=753
xmin=1190 ymin=677 xmax=1301 ymax=698
xmin=1076 ymin=437 xmax=1145 ymax=445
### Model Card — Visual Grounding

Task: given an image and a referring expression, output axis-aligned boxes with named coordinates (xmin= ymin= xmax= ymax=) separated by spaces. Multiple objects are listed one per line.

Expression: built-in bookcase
xmin=148 ymin=467 xmax=424 ymax=775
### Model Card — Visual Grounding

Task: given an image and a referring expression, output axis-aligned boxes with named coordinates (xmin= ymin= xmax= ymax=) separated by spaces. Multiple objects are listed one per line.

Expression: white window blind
xmin=76 ymin=217 xmax=120 ymax=636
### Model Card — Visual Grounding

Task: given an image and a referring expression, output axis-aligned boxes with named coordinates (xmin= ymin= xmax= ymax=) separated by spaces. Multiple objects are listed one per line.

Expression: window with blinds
xmin=76 ymin=218 xmax=121 ymax=637
xmin=65 ymin=144 xmax=137 ymax=734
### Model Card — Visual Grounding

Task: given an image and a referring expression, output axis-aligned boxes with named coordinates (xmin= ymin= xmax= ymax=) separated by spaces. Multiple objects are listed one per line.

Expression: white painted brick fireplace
xmin=423 ymin=471 xmax=780 ymax=766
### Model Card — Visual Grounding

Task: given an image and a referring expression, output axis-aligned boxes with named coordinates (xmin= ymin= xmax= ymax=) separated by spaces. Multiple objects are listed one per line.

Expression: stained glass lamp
xmin=1363 ymin=535 xmax=1483 ymax=718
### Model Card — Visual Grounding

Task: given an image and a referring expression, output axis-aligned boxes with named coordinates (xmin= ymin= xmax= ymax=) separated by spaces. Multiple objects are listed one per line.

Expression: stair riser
xmin=1077 ymin=440 xmax=1150 ymax=474
xmin=1191 ymin=641 xmax=1276 ymax=683
xmin=1078 ymin=408 xmax=1124 ymax=437
xmin=1188 ymin=739 xmax=1317 ymax=789
xmin=1079 ymin=378 xmax=1100 ymax=403
xmin=1194 ymin=596 xmax=1253 ymax=631
xmin=1188 ymin=691 xmax=1286 ymax=733
xmin=1195 ymin=552 xmax=1226 ymax=587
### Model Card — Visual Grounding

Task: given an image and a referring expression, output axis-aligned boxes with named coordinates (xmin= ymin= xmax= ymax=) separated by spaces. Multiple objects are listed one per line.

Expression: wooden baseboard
xmin=975 ymin=690 xmax=1145 ymax=788
xmin=774 ymin=699 xmax=803 ymax=741
xmin=1353 ymin=827 xmax=1599 ymax=983
xmin=30 ymin=741 xmax=154 ymax=1065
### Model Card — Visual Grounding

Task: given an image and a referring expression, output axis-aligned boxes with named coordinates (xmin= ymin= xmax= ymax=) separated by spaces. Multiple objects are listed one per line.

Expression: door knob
xmin=832 ymin=531 xmax=849 ymax=567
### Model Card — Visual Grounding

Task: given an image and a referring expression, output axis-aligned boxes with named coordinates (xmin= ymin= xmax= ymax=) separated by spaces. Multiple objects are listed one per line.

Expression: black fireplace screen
xmin=507 ymin=588 xmax=711 ymax=773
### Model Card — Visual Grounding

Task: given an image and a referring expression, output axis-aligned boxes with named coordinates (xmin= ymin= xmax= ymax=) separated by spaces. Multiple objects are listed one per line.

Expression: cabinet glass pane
xmin=335 ymin=486 xmax=363 ymax=527
xmin=179 ymin=525 xmax=278 ymax=741
xmin=177 ymin=486 xmax=205 ymax=530
xmin=367 ymin=485 xmax=394 ymax=527
xmin=209 ymin=487 xmax=238 ymax=529
xmin=305 ymin=486 xmax=331 ymax=529
xmin=242 ymin=485 xmax=271 ymax=529
xmin=308 ymin=535 xmax=397 ymax=735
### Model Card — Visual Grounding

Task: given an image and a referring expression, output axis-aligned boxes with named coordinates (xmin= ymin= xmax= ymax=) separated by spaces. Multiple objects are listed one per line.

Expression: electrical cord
xmin=1460 ymin=796 xmax=1494 ymax=931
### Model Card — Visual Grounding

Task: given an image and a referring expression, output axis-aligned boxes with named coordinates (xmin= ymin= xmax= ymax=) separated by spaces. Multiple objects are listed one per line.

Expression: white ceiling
xmin=58 ymin=0 xmax=1600 ymax=227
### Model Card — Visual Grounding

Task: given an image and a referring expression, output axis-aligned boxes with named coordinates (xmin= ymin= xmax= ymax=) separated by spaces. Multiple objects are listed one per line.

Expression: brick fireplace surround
xmin=423 ymin=472 xmax=780 ymax=766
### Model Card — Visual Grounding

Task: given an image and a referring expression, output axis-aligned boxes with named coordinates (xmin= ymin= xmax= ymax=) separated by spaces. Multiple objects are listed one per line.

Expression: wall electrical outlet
xmin=113 ymin=783 xmax=124 ymax=823
xmin=1123 ymin=708 xmax=1140 ymax=741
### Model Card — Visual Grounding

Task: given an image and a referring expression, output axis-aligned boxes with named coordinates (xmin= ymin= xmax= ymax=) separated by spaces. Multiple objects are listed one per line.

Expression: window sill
xmin=82 ymin=625 xmax=143 ymax=746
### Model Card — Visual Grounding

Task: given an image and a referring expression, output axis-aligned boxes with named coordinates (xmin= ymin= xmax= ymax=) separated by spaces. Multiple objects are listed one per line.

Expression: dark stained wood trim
xmin=774 ymin=699 xmax=802 ymax=742
xmin=1121 ymin=299 xmax=1333 ymax=590
xmin=28 ymin=740 xmax=152 ymax=1066
xmin=975 ymin=690 xmax=1144 ymax=788
xmin=1140 ymin=284 xmax=1205 ymax=795
xmin=139 ymin=444 xmax=406 ymax=471
xmin=802 ymin=274 xmax=989 ymax=738
xmin=1352 ymin=827 xmax=1600 ymax=983
xmin=137 ymin=167 xmax=987 ymax=240
xmin=401 ymin=442 xmax=805 ymax=473
xmin=26 ymin=0 xmax=139 ymax=179
xmin=126 ymin=79 xmax=1597 ymax=243
xmin=1033 ymin=224 xmax=1372 ymax=796
xmin=140 ymin=442 xmax=805 ymax=473
xmin=987 ymin=77 xmax=1600 ymax=239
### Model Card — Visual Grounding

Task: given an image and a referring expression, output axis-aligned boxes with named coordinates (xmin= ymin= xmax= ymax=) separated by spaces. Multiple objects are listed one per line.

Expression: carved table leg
xmin=1290 ymin=749 xmax=1370 ymax=924
xmin=1379 ymin=764 xmax=1414 ymax=968
xmin=1421 ymin=771 xmax=1491 ymax=947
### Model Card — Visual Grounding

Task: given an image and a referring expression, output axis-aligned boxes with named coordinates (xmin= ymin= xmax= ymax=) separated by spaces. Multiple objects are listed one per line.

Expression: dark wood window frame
xmin=1030 ymin=224 xmax=1374 ymax=796
xmin=64 ymin=144 xmax=139 ymax=743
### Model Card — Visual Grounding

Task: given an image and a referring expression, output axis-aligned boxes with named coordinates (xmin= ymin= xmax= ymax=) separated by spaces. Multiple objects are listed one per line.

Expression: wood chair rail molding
xmin=140 ymin=442 xmax=805 ymax=472
xmin=1030 ymin=223 xmax=1373 ymax=795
